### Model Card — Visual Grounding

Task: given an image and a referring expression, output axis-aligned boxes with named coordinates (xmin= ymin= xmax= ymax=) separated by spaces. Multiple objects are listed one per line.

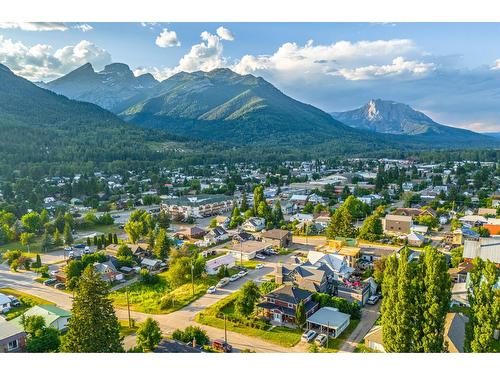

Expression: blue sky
xmin=1 ymin=22 xmax=500 ymax=132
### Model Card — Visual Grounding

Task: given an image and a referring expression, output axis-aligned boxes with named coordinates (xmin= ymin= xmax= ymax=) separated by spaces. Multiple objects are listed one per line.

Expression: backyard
xmin=195 ymin=283 xmax=303 ymax=348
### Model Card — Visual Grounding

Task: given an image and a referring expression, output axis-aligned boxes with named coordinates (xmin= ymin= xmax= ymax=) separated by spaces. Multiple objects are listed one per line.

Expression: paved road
xmin=0 ymin=258 xmax=303 ymax=353
xmin=337 ymin=302 xmax=381 ymax=353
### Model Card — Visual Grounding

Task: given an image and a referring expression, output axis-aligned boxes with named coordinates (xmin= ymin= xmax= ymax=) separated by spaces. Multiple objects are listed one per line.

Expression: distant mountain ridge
xmin=0 ymin=63 xmax=175 ymax=168
xmin=330 ymin=99 xmax=494 ymax=144
xmin=40 ymin=62 xmax=159 ymax=113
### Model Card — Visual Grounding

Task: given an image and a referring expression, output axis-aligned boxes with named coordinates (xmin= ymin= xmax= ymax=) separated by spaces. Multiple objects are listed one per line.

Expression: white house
xmin=205 ymin=254 xmax=236 ymax=275
xmin=242 ymin=217 xmax=266 ymax=232
xmin=11 ymin=305 xmax=71 ymax=331
xmin=0 ymin=293 xmax=11 ymax=311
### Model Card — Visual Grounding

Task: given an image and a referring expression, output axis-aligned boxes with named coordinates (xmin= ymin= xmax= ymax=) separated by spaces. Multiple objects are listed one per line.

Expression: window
xmin=7 ymin=339 xmax=19 ymax=351
xmin=268 ymin=298 xmax=275 ymax=303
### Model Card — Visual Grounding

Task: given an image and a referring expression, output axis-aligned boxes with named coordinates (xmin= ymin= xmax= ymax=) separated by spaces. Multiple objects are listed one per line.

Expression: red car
xmin=212 ymin=339 xmax=232 ymax=353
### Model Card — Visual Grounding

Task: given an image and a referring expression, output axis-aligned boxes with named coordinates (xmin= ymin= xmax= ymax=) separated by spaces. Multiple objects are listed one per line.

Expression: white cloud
xmin=0 ymin=36 xmax=111 ymax=81
xmin=0 ymin=22 xmax=68 ymax=31
xmin=491 ymin=59 xmax=500 ymax=70
xmin=73 ymin=24 xmax=93 ymax=32
xmin=155 ymin=28 xmax=180 ymax=48
xmin=333 ymin=57 xmax=435 ymax=80
xmin=233 ymin=39 xmax=422 ymax=81
xmin=216 ymin=26 xmax=234 ymax=41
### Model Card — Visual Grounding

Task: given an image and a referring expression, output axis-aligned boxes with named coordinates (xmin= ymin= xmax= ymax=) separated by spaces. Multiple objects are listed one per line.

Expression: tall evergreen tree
xmin=465 ymin=258 xmax=500 ymax=352
xmin=417 ymin=247 xmax=451 ymax=352
xmin=240 ymin=191 xmax=248 ymax=212
xmin=295 ymin=300 xmax=306 ymax=328
xmin=326 ymin=205 xmax=355 ymax=238
xmin=136 ymin=318 xmax=162 ymax=352
xmin=253 ymin=185 xmax=265 ymax=214
xmin=272 ymin=200 xmax=284 ymax=226
xmin=61 ymin=266 xmax=123 ymax=352
xmin=63 ymin=223 xmax=73 ymax=246
xmin=153 ymin=229 xmax=170 ymax=260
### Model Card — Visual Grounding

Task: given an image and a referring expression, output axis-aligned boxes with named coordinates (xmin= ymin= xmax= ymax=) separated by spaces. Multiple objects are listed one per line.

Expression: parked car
xmin=73 ymin=244 xmax=85 ymax=249
xmin=43 ymin=278 xmax=57 ymax=286
xmin=229 ymin=274 xmax=240 ymax=282
xmin=212 ymin=339 xmax=232 ymax=353
xmin=367 ymin=295 xmax=380 ymax=305
xmin=207 ymin=286 xmax=217 ymax=294
xmin=255 ymin=253 xmax=266 ymax=260
xmin=301 ymin=330 xmax=318 ymax=343
xmin=315 ymin=333 xmax=328 ymax=346
xmin=83 ymin=246 xmax=91 ymax=254
xmin=237 ymin=270 xmax=248 ymax=278
xmin=49 ymin=270 xmax=58 ymax=276
xmin=7 ymin=296 xmax=20 ymax=307
xmin=54 ymin=283 xmax=66 ymax=290
xmin=2 ymin=306 xmax=11 ymax=314
xmin=255 ymin=263 xmax=264 ymax=270
xmin=216 ymin=277 xmax=230 ymax=288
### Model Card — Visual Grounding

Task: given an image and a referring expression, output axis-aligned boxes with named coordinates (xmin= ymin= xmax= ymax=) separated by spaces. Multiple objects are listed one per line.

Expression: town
xmin=1 ymin=157 xmax=499 ymax=353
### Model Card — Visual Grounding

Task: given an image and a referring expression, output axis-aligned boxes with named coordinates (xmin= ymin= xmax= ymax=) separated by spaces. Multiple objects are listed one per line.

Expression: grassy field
xmin=195 ymin=293 xmax=302 ymax=348
xmin=0 ymin=288 xmax=55 ymax=320
xmin=110 ymin=272 xmax=217 ymax=314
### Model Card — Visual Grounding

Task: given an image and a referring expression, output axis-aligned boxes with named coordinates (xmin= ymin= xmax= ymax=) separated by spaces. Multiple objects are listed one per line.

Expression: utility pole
xmin=224 ymin=313 xmax=227 ymax=343
xmin=126 ymin=286 xmax=132 ymax=328
xmin=191 ymin=262 xmax=195 ymax=297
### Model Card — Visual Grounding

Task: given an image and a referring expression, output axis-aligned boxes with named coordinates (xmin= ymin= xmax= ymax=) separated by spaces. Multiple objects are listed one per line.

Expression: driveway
xmin=337 ymin=302 xmax=381 ymax=352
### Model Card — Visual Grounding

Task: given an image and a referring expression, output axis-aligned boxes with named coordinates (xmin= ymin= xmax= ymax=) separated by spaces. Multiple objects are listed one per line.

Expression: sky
xmin=1 ymin=22 xmax=500 ymax=132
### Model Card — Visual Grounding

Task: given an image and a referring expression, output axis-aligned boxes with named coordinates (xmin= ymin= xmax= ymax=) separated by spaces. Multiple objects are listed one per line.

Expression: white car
xmin=229 ymin=274 xmax=240 ymax=282
xmin=255 ymin=263 xmax=264 ymax=270
xmin=237 ymin=270 xmax=248 ymax=278
xmin=255 ymin=253 xmax=266 ymax=260
xmin=315 ymin=333 xmax=327 ymax=346
xmin=301 ymin=330 xmax=317 ymax=343
xmin=207 ymin=286 xmax=217 ymax=294
xmin=367 ymin=295 xmax=380 ymax=305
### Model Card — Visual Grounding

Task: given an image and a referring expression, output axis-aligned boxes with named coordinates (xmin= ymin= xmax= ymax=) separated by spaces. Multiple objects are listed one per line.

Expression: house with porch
xmin=257 ymin=285 xmax=319 ymax=326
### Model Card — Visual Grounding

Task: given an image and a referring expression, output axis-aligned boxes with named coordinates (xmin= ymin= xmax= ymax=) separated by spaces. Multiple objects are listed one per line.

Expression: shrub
xmin=172 ymin=326 xmax=209 ymax=346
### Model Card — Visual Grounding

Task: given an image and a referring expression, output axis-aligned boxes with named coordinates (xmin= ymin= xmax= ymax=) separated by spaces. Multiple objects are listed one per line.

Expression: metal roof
xmin=306 ymin=307 xmax=350 ymax=329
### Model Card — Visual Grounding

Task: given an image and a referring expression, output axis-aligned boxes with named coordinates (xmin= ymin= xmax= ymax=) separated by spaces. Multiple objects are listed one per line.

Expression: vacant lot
xmin=110 ymin=272 xmax=218 ymax=314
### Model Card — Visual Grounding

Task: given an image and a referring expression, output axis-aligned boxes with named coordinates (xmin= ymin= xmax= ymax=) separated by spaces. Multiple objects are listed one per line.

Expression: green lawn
xmin=119 ymin=319 xmax=141 ymax=337
xmin=110 ymin=272 xmax=217 ymax=314
xmin=0 ymin=288 xmax=55 ymax=320
xmin=195 ymin=293 xmax=302 ymax=348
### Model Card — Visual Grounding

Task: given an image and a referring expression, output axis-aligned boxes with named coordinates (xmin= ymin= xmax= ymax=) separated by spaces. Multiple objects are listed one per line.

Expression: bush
xmin=139 ymin=269 xmax=159 ymax=285
xmin=172 ymin=326 xmax=209 ymax=346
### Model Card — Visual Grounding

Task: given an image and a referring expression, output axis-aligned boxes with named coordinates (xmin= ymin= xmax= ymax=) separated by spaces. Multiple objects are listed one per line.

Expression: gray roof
xmin=463 ymin=237 xmax=500 ymax=263
xmin=0 ymin=321 xmax=26 ymax=341
xmin=264 ymin=284 xmax=313 ymax=305
xmin=306 ymin=307 xmax=350 ymax=329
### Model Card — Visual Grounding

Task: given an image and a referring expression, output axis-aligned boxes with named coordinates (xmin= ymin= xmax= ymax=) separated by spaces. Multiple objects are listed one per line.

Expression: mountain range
xmin=40 ymin=63 xmax=159 ymax=113
xmin=42 ymin=63 xmax=497 ymax=148
xmin=0 ymin=63 xmax=177 ymax=170
xmin=330 ymin=99 xmax=492 ymax=143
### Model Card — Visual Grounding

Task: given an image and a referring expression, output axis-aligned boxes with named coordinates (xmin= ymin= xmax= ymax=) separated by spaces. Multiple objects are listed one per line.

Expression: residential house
xmin=459 ymin=215 xmax=488 ymax=227
xmin=232 ymin=231 xmax=255 ymax=243
xmin=448 ymin=262 xmax=474 ymax=283
xmin=444 ymin=312 xmax=468 ymax=353
xmin=205 ymin=254 xmax=236 ymax=275
xmin=463 ymin=237 xmax=500 ymax=265
xmin=306 ymin=307 xmax=350 ymax=338
xmin=0 ymin=321 xmax=26 ymax=353
xmin=227 ymin=240 xmax=270 ymax=261
xmin=11 ymin=305 xmax=71 ymax=332
xmin=160 ymin=194 xmax=234 ymax=220
xmin=242 ymin=217 xmax=265 ymax=232
xmin=141 ymin=258 xmax=163 ymax=272
xmin=305 ymin=251 xmax=354 ymax=281
xmin=407 ymin=232 xmax=425 ymax=247
xmin=0 ymin=293 xmax=11 ymax=311
xmin=478 ymin=207 xmax=497 ymax=217
xmin=382 ymin=214 xmax=412 ymax=235
xmin=175 ymin=226 xmax=206 ymax=240
xmin=275 ymin=263 xmax=330 ymax=294
xmin=93 ymin=261 xmax=124 ymax=283
xmin=446 ymin=227 xmax=480 ymax=246
xmin=260 ymin=229 xmax=292 ymax=248
xmin=257 ymin=285 xmax=319 ymax=326
xmin=484 ymin=218 xmax=500 ymax=235
xmin=204 ymin=226 xmax=229 ymax=244
xmin=364 ymin=326 xmax=385 ymax=353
